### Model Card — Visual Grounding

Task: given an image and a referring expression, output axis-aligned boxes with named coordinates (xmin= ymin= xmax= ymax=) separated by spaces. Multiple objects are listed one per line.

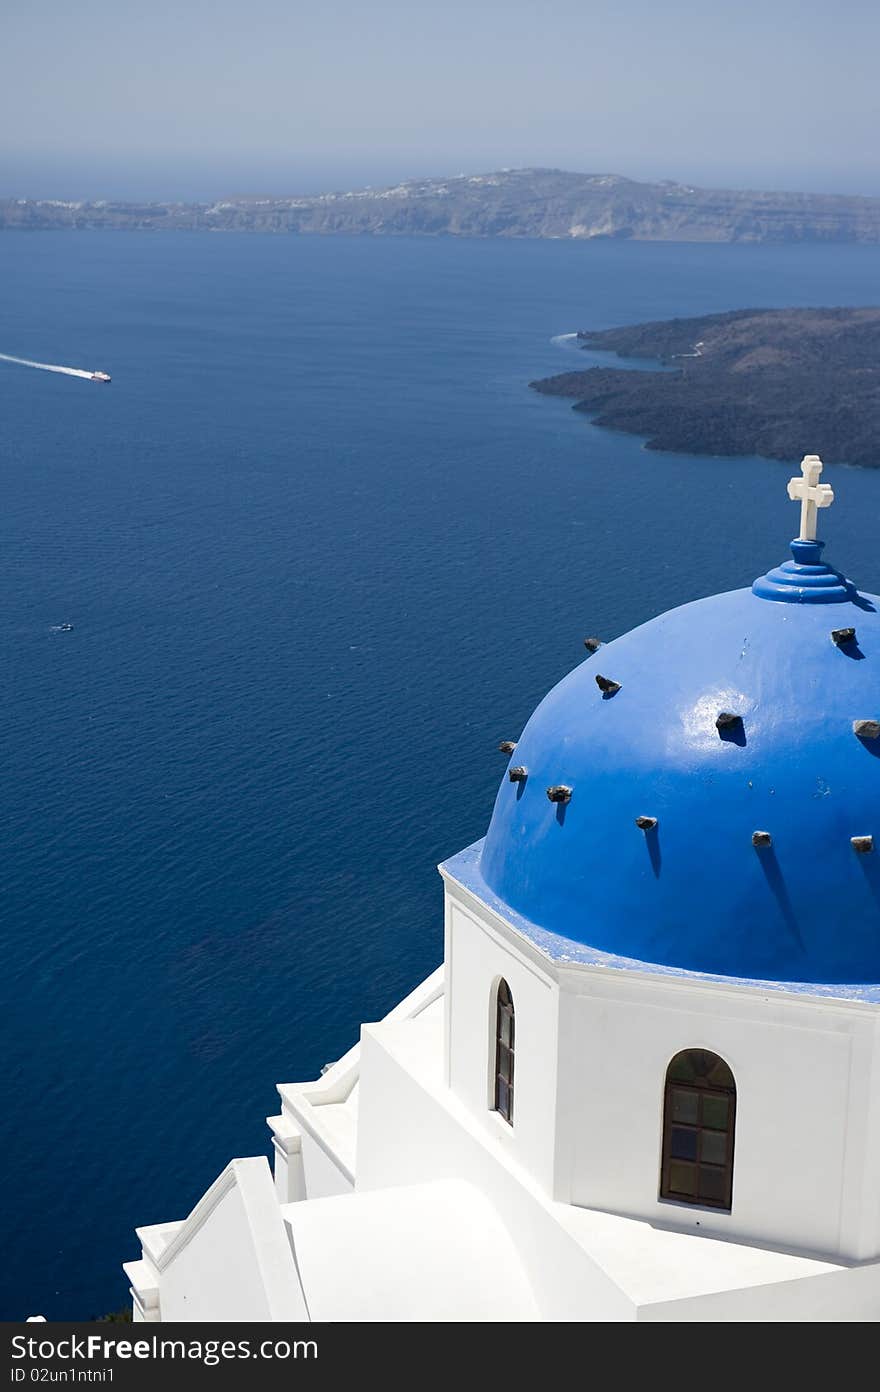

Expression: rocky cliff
xmin=5 ymin=169 xmax=880 ymax=242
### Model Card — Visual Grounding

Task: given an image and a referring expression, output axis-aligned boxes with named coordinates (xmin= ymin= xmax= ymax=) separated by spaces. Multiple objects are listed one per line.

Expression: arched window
xmin=493 ymin=979 xmax=515 ymax=1125
xmin=660 ymin=1049 xmax=735 ymax=1211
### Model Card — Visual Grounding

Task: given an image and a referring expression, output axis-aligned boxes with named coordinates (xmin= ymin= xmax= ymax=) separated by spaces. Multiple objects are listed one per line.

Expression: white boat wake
xmin=550 ymin=332 xmax=580 ymax=346
xmin=0 ymin=352 xmax=99 ymax=380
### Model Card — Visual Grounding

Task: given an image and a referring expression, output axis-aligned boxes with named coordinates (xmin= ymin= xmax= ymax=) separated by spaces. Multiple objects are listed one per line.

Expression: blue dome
xmin=480 ymin=539 xmax=880 ymax=984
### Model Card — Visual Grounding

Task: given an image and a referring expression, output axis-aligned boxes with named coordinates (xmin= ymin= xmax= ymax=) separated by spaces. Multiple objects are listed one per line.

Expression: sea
xmin=3 ymin=230 xmax=880 ymax=1319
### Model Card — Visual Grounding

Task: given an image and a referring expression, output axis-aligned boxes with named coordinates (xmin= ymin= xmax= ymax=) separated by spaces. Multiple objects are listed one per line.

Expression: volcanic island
xmin=531 ymin=307 xmax=880 ymax=468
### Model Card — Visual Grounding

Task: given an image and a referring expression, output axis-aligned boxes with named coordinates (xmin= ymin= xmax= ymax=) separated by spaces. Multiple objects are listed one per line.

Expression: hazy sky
xmin=3 ymin=0 xmax=878 ymax=200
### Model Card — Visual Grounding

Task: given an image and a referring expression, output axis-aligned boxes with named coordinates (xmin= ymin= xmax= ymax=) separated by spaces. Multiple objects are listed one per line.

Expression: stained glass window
xmin=660 ymin=1049 xmax=735 ymax=1210
xmin=494 ymin=980 xmax=515 ymax=1125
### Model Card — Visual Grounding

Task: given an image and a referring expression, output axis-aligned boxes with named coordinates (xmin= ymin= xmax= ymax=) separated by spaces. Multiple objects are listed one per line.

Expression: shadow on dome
xmin=718 ymin=721 xmax=747 ymax=748
xmin=857 ymin=854 xmax=880 ymax=913
xmin=851 ymin=590 xmax=877 ymax=613
xmin=855 ymin=733 xmax=880 ymax=760
xmin=643 ymin=823 xmax=662 ymax=878
xmin=835 ymin=634 xmax=865 ymax=660
xmin=754 ymin=845 xmax=804 ymax=950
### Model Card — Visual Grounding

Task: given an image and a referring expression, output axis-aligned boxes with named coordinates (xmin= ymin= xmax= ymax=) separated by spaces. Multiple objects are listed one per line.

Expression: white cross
xmin=787 ymin=455 xmax=834 ymax=541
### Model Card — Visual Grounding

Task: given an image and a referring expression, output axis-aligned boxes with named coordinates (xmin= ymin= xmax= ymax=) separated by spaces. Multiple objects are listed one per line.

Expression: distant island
xmin=6 ymin=169 xmax=880 ymax=243
xmin=530 ymin=307 xmax=880 ymax=467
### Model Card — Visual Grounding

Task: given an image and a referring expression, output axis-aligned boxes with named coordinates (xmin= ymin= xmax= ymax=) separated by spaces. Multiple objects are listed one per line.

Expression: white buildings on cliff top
xmin=126 ymin=459 xmax=880 ymax=1321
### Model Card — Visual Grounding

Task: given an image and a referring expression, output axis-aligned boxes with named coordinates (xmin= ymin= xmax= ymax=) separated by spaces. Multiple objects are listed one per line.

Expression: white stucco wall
xmin=445 ymin=892 xmax=560 ymax=1195
xmin=443 ymin=873 xmax=880 ymax=1263
xmin=353 ymin=1002 xmax=879 ymax=1320
xmin=299 ymin=1132 xmax=354 ymax=1199
xmin=557 ymin=972 xmax=877 ymax=1260
xmin=129 ymin=947 xmax=880 ymax=1320
xmin=357 ymin=1014 xmax=637 ymax=1320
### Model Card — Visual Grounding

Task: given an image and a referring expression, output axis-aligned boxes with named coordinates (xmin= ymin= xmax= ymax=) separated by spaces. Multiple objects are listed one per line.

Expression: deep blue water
xmin=3 ymin=232 xmax=880 ymax=1319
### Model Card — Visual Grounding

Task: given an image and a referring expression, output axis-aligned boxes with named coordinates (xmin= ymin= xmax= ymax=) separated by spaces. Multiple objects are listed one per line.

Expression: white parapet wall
xmin=272 ymin=966 xmax=445 ymax=1200
xmin=126 ymin=1157 xmax=307 ymax=1323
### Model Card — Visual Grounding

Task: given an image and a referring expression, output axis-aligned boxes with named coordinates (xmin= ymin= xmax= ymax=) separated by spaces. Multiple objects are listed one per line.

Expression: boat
xmin=90 ymin=371 xmax=111 ymax=383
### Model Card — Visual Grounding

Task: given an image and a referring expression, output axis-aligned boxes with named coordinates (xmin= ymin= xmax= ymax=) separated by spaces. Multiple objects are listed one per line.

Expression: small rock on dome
xmin=853 ymin=720 xmax=880 ymax=740
xmin=546 ymin=785 xmax=572 ymax=804
xmin=716 ymin=711 xmax=742 ymax=731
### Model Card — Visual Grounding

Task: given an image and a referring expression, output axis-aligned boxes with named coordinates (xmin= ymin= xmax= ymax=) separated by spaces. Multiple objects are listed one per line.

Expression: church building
xmin=125 ymin=456 xmax=880 ymax=1321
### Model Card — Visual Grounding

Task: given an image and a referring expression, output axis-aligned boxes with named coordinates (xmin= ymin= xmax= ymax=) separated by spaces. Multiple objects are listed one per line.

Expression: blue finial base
xmin=752 ymin=539 xmax=857 ymax=604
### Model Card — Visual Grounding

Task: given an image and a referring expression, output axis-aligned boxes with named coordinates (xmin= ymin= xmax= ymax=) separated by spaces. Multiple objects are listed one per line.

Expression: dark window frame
xmin=660 ymin=1049 xmax=736 ymax=1211
xmin=493 ymin=979 xmax=515 ymax=1125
